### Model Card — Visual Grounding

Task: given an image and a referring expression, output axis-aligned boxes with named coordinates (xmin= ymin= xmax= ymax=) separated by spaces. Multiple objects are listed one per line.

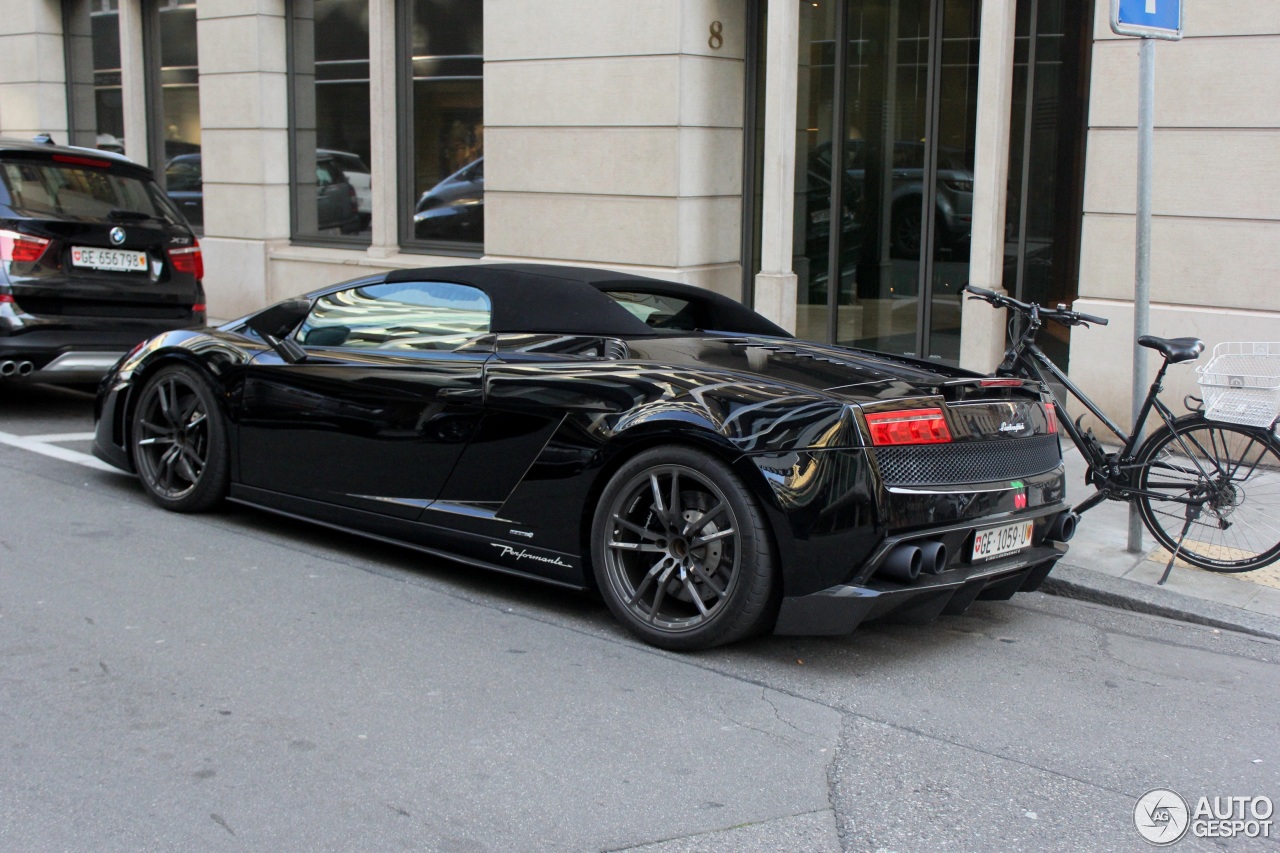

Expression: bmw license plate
xmin=71 ymin=246 xmax=147 ymax=273
xmin=971 ymin=520 xmax=1035 ymax=562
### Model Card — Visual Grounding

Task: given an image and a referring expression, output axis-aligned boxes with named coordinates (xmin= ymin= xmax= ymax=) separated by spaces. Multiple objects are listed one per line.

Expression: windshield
xmin=0 ymin=159 xmax=183 ymax=226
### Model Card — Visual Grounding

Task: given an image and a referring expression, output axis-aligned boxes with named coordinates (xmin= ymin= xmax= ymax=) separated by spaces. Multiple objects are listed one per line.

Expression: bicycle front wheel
xmin=1135 ymin=414 xmax=1280 ymax=571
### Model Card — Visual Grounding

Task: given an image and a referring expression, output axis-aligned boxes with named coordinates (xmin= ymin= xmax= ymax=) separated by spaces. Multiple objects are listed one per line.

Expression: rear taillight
xmin=980 ymin=378 xmax=1023 ymax=388
xmin=0 ymin=293 xmax=14 ymax=303
xmin=0 ymin=229 xmax=51 ymax=263
xmin=865 ymin=407 xmax=953 ymax=446
xmin=167 ymin=241 xmax=203 ymax=280
xmin=1045 ymin=402 xmax=1058 ymax=434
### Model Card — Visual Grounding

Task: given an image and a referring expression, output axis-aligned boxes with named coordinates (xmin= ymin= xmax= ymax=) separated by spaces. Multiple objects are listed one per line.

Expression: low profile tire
xmin=591 ymin=446 xmax=777 ymax=651
xmin=130 ymin=364 xmax=229 ymax=512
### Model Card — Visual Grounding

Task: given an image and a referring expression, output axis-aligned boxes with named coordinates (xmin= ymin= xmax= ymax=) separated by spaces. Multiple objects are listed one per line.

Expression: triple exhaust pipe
xmin=0 ymin=360 xmax=34 ymax=377
xmin=877 ymin=509 xmax=1078 ymax=583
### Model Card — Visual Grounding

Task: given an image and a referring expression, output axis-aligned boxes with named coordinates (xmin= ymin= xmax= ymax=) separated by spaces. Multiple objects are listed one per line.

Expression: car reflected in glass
xmin=164 ymin=153 xmax=360 ymax=234
xmin=414 ymin=157 xmax=483 ymax=243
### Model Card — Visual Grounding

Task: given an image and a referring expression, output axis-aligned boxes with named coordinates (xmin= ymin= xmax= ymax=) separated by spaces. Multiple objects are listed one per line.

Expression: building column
xmin=366 ymin=0 xmax=399 ymax=259
xmin=958 ymin=0 xmax=1019 ymax=372
xmin=752 ymin=0 xmax=800 ymax=333
xmin=196 ymin=2 xmax=291 ymax=318
xmin=119 ymin=0 xmax=150 ymax=166
xmin=0 ymin=1 xmax=68 ymax=143
xmin=483 ymin=1 xmax=748 ymax=296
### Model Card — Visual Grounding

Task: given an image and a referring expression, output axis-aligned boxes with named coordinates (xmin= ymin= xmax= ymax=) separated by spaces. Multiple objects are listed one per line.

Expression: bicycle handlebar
xmin=962 ymin=284 xmax=1109 ymax=327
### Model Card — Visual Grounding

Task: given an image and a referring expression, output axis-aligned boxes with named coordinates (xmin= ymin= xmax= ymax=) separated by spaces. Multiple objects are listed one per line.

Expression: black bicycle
xmin=964 ymin=284 xmax=1280 ymax=574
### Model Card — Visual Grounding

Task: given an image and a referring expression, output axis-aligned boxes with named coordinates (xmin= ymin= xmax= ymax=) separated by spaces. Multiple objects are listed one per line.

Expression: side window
xmin=296 ymin=281 xmax=491 ymax=351
xmin=605 ymin=290 xmax=707 ymax=331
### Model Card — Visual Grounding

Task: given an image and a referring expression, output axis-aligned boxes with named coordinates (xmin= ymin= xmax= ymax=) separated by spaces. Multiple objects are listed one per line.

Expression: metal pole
xmin=1128 ymin=36 xmax=1155 ymax=553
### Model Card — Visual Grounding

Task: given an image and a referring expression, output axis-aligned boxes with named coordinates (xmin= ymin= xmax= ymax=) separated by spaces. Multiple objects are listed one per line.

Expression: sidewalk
xmin=1042 ymin=444 xmax=1280 ymax=641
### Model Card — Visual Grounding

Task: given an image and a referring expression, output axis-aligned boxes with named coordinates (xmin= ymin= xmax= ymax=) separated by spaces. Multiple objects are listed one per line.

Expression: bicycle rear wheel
xmin=1135 ymin=414 xmax=1280 ymax=571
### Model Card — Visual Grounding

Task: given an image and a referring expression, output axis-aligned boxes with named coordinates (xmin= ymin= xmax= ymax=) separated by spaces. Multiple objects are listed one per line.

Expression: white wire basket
xmin=1195 ymin=342 xmax=1280 ymax=428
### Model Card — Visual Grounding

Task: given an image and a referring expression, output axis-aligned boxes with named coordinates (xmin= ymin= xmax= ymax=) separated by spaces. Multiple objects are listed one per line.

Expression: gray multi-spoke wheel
xmin=131 ymin=364 xmax=228 ymax=512
xmin=591 ymin=446 xmax=776 ymax=650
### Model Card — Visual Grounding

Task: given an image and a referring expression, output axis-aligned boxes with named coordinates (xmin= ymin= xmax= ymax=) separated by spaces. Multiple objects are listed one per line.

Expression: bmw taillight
xmin=864 ymin=408 xmax=953 ymax=446
xmin=0 ymin=229 xmax=51 ymax=263
xmin=167 ymin=241 xmax=203 ymax=281
xmin=1045 ymin=402 xmax=1059 ymax=434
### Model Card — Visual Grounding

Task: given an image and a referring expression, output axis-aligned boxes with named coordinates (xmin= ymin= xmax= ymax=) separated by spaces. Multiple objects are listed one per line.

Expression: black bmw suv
xmin=0 ymin=137 xmax=205 ymax=383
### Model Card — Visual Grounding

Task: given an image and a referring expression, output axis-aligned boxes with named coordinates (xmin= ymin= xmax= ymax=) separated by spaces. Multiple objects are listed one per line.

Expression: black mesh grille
xmin=872 ymin=435 xmax=1061 ymax=486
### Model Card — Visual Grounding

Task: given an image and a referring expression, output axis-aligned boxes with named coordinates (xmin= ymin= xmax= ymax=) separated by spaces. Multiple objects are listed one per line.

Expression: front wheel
xmin=1135 ymin=415 xmax=1280 ymax=571
xmin=131 ymin=364 xmax=229 ymax=513
xmin=591 ymin=446 xmax=777 ymax=650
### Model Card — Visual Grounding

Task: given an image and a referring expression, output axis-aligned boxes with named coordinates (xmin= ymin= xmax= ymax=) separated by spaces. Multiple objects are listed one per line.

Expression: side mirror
xmin=247 ymin=298 xmax=311 ymax=364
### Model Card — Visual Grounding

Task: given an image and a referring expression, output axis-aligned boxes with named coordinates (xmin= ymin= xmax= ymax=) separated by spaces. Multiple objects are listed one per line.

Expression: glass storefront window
xmin=1003 ymin=0 xmax=1091 ymax=368
xmin=400 ymin=0 xmax=484 ymax=251
xmin=289 ymin=0 xmax=372 ymax=243
xmin=145 ymin=0 xmax=202 ymax=229
xmin=64 ymin=0 xmax=124 ymax=152
xmin=789 ymin=0 xmax=977 ymax=364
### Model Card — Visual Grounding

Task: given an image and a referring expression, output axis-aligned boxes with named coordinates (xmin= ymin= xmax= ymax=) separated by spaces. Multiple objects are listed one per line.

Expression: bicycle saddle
xmin=1138 ymin=335 xmax=1205 ymax=363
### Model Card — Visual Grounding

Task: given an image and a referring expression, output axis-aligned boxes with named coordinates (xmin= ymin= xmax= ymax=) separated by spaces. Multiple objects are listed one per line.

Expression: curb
xmin=1041 ymin=562 xmax=1280 ymax=642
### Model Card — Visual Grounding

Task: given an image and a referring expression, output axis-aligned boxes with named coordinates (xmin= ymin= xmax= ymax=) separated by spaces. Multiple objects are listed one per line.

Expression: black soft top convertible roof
xmin=383 ymin=263 xmax=790 ymax=338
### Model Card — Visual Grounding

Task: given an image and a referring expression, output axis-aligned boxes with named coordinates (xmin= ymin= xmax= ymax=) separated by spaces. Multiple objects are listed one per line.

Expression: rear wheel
xmin=131 ymin=364 xmax=228 ymax=512
xmin=591 ymin=446 xmax=776 ymax=650
xmin=1135 ymin=415 xmax=1280 ymax=571
xmin=890 ymin=200 xmax=923 ymax=259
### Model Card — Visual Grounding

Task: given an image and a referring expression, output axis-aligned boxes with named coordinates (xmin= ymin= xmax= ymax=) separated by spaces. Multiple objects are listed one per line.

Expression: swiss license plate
xmin=71 ymin=246 xmax=147 ymax=273
xmin=971 ymin=520 xmax=1035 ymax=562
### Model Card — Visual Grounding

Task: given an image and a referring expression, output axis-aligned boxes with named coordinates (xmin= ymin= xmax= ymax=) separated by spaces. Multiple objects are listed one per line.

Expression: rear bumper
xmin=774 ymin=514 xmax=1069 ymax=635
xmin=0 ymin=328 xmax=169 ymax=382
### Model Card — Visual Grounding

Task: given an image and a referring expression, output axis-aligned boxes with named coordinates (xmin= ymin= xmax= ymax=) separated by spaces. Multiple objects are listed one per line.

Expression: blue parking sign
xmin=1112 ymin=0 xmax=1182 ymax=39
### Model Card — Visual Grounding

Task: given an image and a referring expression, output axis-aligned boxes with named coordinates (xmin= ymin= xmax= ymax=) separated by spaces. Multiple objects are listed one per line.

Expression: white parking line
xmin=0 ymin=430 xmax=123 ymax=474
xmin=20 ymin=432 xmax=97 ymax=443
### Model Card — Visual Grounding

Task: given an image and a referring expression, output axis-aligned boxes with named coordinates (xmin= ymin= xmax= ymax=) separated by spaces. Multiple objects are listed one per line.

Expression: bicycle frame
xmin=999 ymin=323 xmax=1193 ymax=514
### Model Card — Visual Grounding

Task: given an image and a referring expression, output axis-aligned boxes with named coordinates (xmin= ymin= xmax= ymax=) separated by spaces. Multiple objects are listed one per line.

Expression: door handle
xmin=438 ymin=386 xmax=482 ymax=401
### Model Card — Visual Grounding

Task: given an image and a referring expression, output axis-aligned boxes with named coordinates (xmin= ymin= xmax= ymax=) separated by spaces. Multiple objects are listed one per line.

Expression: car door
xmin=236 ymin=280 xmax=493 ymax=519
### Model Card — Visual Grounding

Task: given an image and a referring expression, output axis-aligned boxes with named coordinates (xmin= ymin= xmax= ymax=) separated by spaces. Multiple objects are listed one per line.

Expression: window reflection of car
xmin=414 ymin=157 xmax=483 ymax=242
xmin=313 ymin=156 xmax=362 ymax=234
xmin=810 ymin=141 xmax=974 ymax=260
xmin=164 ymin=153 xmax=204 ymax=227
xmin=887 ymin=142 xmax=973 ymax=258
xmin=318 ymin=149 xmax=371 ymax=230
xmin=163 ymin=153 xmax=360 ymax=233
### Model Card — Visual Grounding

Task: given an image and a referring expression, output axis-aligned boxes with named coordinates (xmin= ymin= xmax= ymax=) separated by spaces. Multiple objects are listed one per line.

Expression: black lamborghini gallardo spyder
xmin=95 ymin=264 xmax=1075 ymax=650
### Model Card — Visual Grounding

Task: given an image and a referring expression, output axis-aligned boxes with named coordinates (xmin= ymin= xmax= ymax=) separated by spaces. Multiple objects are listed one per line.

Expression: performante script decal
xmin=491 ymin=544 xmax=572 ymax=568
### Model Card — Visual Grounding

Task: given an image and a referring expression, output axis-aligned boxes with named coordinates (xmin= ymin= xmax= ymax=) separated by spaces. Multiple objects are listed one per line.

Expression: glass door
xmin=793 ymin=0 xmax=979 ymax=364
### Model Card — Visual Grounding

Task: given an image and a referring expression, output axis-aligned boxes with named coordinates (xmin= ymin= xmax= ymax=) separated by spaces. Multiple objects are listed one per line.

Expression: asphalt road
xmin=2 ymin=383 xmax=1278 ymax=852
